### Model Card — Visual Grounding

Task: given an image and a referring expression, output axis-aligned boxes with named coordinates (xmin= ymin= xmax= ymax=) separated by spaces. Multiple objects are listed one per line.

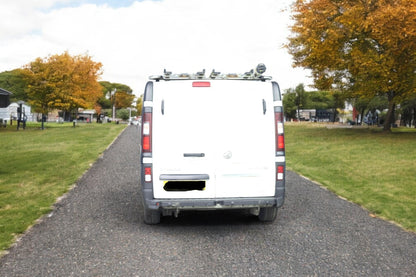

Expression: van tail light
xmin=277 ymin=166 xmax=284 ymax=181
xmin=275 ymin=110 xmax=285 ymax=181
xmin=142 ymin=112 xmax=152 ymax=152
xmin=277 ymin=135 xmax=285 ymax=150
xmin=275 ymin=111 xmax=285 ymax=152
xmin=144 ymin=167 xmax=152 ymax=182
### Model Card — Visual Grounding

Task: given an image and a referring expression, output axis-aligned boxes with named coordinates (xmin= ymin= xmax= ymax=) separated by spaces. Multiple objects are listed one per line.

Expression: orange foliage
xmin=94 ymin=103 xmax=102 ymax=115
xmin=115 ymin=91 xmax=135 ymax=109
xmin=288 ymin=0 xmax=416 ymax=130
xmin=23 ymin=52 xmax=103 ymax=114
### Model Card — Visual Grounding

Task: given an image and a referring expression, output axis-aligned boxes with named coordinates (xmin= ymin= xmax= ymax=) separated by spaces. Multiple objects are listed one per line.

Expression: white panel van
xmin=140 ymin=65 xmax=285 ymax=224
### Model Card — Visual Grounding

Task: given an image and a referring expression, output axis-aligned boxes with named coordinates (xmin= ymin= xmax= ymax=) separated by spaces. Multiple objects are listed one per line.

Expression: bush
xmin=116 ymin=109 xmax=130 ymax=121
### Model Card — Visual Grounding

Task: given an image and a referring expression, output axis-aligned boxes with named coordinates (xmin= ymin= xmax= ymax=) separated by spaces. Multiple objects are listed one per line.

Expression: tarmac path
xmin=0 ymin=125 xmax=415 ymax=276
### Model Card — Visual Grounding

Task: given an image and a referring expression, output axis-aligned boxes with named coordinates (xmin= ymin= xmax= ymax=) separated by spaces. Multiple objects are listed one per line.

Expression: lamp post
xmin=17 ymin=100 xmax=24 ymax=130
xmin=111 ymin=89 xmax=117 ymax=122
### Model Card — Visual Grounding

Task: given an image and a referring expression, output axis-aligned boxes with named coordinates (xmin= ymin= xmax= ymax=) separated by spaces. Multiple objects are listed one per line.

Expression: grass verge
xmin=0 ymin=122 xmax=126 ymax=252
xmin=285 ymin=123 xmax=416 ymax=232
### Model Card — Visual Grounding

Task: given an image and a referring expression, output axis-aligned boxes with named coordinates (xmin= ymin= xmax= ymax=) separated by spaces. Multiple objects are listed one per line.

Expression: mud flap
xmin=144 ymin=208 xmax=161 ymax=225
xmin=258 ymin=206 xmax=277 ymax=222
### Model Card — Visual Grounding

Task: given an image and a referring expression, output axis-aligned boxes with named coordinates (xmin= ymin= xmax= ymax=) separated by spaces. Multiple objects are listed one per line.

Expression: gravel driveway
xmin=0 ymin=125 xmax=415 ymax=276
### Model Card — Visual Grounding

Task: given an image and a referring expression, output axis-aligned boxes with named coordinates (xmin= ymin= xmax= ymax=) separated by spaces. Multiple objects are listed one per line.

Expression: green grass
xmin=1 ymin=121 xmax=414 ymax=253
xmin=285 ymin=123 xmax=416 ymax=232
xmin=0 ymin=122 xmax=126 ymax=252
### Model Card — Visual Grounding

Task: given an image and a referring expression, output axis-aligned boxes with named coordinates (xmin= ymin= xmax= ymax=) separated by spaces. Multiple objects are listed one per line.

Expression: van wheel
xmin=144 ymin=208 xmax=161 ymax=225
xmin=258 ymin=207 xmax=277 ymax=222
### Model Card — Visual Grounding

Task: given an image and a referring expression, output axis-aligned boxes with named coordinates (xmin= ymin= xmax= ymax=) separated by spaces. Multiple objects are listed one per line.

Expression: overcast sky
xmin=0 ymin=0 xmax=312 ymax=96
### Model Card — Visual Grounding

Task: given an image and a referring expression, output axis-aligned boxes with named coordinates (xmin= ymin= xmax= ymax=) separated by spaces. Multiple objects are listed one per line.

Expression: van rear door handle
xmin=160 ymin=174 xmax=209 ymax=180
xmin=184 ymin=153 xmax=205 ymax=157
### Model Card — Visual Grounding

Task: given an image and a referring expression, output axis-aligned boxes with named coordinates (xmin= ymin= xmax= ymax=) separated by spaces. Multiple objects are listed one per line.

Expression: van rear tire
xmin=258 ymin=206 xmax=277 ymax=222
xmin=144 ymin=208 xmax=161 ymax=225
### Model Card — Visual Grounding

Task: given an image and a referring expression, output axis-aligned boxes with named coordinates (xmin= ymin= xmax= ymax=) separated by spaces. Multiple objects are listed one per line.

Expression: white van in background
xmin=140 ymin=64 xmax=285 ymax=224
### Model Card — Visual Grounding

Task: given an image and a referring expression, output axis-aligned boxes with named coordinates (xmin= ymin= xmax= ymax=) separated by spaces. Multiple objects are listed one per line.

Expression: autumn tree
xmin=288 ymin=0 xmax=416 ymax=131
xmin=22 ymin=58 xmax=55 ymax=126
xmin=115 ymin=91 xmax=135 ymax=109
xmin=23 ymin=52 xmax=103 ymax=125
xmin=135 ymin=95 xmax=143 ymax=116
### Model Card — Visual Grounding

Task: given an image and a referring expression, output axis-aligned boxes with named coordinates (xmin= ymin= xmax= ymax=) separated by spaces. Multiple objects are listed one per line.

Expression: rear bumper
xmin=144 ymin=196 xmax=284 ymax=212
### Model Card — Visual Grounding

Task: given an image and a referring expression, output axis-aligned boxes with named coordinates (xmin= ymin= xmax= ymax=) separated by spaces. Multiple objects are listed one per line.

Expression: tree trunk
xmin=383 ymin=100 xmax=395 ymax=131
xmin=413 ymin=107 xmax=416 ymax=128
xmin=41 ymin=113 xmax=45 ymax=130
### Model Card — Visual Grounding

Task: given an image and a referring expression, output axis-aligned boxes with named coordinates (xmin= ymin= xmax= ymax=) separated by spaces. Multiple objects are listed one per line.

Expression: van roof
xmin=149 ymin=64 xmax=272 ymax=82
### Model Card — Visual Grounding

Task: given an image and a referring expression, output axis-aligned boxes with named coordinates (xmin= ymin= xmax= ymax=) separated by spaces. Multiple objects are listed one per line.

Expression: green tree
xmin=100 ymin=81 xmax=133 ymax=95
xmin=0 ymin=69 xmax=28 ymax=102
xmin=99 ymin=81 xmax=134 ymax=111
xmin=283 ymin=90 xmax=298 ymax=120
xmin=288 ymin=0 xmax=416 ymax=131
xmin=307 ymin=91 xmax=345 ymax=122
xmin=97 ymin=96 xmax=111 ymax=109
xmin=306 ymin=91 xmax=333 ymax=110
xmin=400 ymin=96 xmax=416 ymax=127
xmin=117 ymin=108 xmax=130 ymax=121
xmin=284 ymin=85 xmax=346 ymax=122
xmin=294 ymin=84 xmax=308 ymax=120
xmin=353 ymin=97 xmax=372 ymax=125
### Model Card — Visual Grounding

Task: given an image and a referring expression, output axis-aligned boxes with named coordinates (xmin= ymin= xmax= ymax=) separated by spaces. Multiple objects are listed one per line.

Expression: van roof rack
xmin=149 ymin=64 xmax=272 ymax=81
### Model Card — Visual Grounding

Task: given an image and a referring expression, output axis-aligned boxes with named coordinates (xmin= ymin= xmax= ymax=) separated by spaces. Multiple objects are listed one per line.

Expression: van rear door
xmin=152 ymin=80 xmax=275 ymax=199
xmin=152 ymin=81 xmax=216 ymax=199
xmin=211 ymin=81 xmax=276 ymax=198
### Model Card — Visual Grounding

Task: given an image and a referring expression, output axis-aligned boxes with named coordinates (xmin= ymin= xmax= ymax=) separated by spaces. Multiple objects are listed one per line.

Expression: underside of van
xmin=140 ymin=66 xmax=285 ymax=224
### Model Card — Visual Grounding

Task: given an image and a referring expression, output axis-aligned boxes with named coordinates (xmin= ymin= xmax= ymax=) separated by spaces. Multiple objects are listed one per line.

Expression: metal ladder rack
xmin=149 ymin=64 xmax=272 ymax=81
